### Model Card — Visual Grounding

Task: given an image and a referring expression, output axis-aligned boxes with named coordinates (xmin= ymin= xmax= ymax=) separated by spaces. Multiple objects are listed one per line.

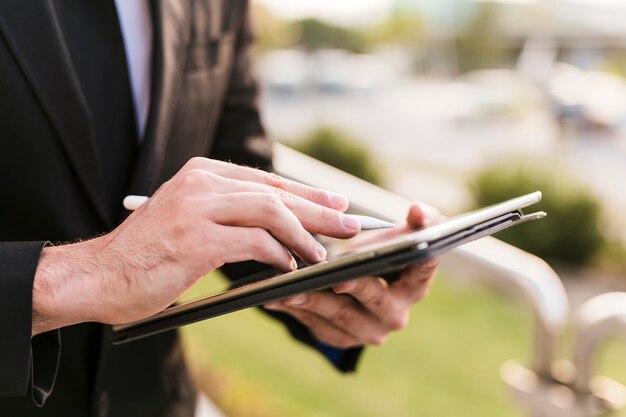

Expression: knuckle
xmin=413 ymin=286 xmax=431 ymax=302
xmin=419 ymin=274 xmax=435 ymax=287
xmin=303 ymin=312 xmax=326 ymax=330
xmin=297 ymin=292 xmax=316 ymax=309
xmin=180 ymin=168 xmax=201 ymax=185
xmin=219 ymin=193 xmax=238 ymax=206
xmin=188 ymin=156 xmax=206 ymax=166
xmin=261 ymin=194 xmax=284 ymax=215
xmin=387 ymin=311 xmax=409 ymax=331
xmin=305 ymin=186 xmax=325 ymax=203
xmin=274 ymin=188 xmax=293 ymax=207
xmin=318 ymin=207 xmax=335 ymax=223
xmin=250 ymin=227 xmax=270 ymax=248
xmin=421 ymin=257 xmax=440 ymax=273
xmin=266 ymin=172 xmax=287 ymax=189
xmin=183 ymin=157 xmax=209 ymax=171
xmin=330 ymin=336 xmax=358 ymax=349
xmin=351 ymin=279 xmax=365 ymax=295
xmin=360 ymin=280 xmax=386 ymax=306
xmin=367 ymin=333 xmax=388 ymax=346
xmin=330 ymin=303 xmax=352 ymax=326
xmin=367 ymin=291 xmax=387 ymax=309
xmin=180 ymin=168 xmax=209 ymax=188
xmin=358 ymin=278 xmax=387 ymax=307
xmin=288 ymin=309 xmax=315 ymax=327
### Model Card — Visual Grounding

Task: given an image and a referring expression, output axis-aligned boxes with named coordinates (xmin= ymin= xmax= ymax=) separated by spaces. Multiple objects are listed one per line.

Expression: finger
xmin=207 ymin=192 xmax=327 ymax=264
xmin=202 ymin=173 xmax=360 ymax=238
xmin=280 ymin=291 xmax=388 ymax=345
xmin=208 ymin=225 xmax=296 ymax=272
xmin=341 ymin=202 xmax=444 ymax=251
xmin=180 ymin=157 xmax=349 ymax=211
xmin=342 ymin=223 xmax=411 ymax=251
xmin=333 ymin=277 xmax=408 ymax=330
xmin=406 ymin=202 xmax=444 ymax=229
xmin=264 ymin=302 xmax=362 ymax=349
xmin=389 ymin=257 xmax=439 ymax=303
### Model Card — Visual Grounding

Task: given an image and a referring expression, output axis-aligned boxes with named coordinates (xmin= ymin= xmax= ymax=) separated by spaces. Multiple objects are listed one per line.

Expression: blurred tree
xmin=251 ymin=3 xmax=303 ymax=52
xmin=296 ymin=19 xmax=368 ymax=53
xmin=600 ymin=49 xmax=626 ymax=78
xmin=366 ymin=12 xmax=423 ymax=48
xmin=455 ymin=2 xmax=504 ymax=72
xmin=472 ymin=162 xmax=606 ymax=266
xmin=290 ymin=127 xmax=384 ymax=186
xmin=251 ymin=5 xmax=425 ymax=56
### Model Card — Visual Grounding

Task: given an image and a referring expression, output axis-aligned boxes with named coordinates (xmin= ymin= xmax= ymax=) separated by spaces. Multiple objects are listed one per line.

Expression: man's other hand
xmin=265 ymin=203 xmax=442 ymax=348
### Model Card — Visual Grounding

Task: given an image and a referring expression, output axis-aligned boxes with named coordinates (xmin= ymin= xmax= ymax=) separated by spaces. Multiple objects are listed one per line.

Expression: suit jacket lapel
xmin=93 ymin=0 xmax=192 ymax=391
xmin=0 ymin=2 xmax=111 ymax=226
xmin=130 ymin=0 xmax=191 ymax=195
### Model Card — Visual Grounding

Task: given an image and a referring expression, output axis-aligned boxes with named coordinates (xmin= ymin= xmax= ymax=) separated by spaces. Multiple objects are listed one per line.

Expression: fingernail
xmin=286 ymin=294 xmax=307 ymax=306
xmin=335 ymin=281 xmax=357 ymax=294
xmin=341 ymin=215 xmax=361 ymax=232
xmin=316 ymin=244 xmax=327 ymax=261
xmin=290 ymin=258 xmax=298 ymax=270
xmin=331 ymin=193 xmax=349 ymax=209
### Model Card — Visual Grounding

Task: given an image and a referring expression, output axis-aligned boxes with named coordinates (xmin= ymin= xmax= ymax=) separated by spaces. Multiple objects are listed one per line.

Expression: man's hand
xmin=264 ymin=203 xmax=442 ymax=349
xmin=32 ymin=158 xmax=362 ymax=335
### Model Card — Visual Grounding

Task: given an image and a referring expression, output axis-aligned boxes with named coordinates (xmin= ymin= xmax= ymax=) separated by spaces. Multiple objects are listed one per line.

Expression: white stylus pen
xmin=123 ymin=195 xmax=395 ymax=230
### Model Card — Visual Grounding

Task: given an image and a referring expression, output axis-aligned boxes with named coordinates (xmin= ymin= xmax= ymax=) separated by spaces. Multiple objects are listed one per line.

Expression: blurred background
xmin=182 ymin=1 xmax=626 ymax=416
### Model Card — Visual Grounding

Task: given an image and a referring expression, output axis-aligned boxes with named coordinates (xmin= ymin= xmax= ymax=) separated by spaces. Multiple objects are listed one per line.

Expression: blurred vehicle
xmin=256 ymin=48 xmax=395 ymax=95
xmin=445 ymin=69 xmax=543 ymax=122
xmin=312 ymin=49 xmax=394 ymax=93
xmin=256 ymin=49 xmax=312 ymax=94
xmin=548 ymin=63 xmax=626 ymax=133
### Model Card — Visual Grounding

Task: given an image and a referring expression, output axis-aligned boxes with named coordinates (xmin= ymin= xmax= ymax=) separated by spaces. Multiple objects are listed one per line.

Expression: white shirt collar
xmin=114 ymin=0 xmax=153 ymax=141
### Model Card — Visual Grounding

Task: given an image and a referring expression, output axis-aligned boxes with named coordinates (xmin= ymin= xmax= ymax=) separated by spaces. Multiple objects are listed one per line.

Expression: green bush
xmin=290 ymin=127 xmax=384 ymax=186
xmin=471 ymin=162 xmax=606 ymax=265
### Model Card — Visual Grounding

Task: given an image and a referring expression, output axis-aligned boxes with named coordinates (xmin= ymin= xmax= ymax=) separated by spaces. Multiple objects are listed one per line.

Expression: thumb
xmin=406 ymin=203 xmax=443 ymax=229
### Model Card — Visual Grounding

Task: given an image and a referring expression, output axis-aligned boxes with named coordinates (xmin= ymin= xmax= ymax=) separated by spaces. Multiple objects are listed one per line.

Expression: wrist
xmin=32 ymin=238 xmax=107 ymax=335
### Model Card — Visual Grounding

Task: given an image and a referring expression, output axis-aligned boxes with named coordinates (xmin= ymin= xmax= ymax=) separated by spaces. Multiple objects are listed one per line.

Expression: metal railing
xmin=272 ymin=143 xmax=626 ymax=417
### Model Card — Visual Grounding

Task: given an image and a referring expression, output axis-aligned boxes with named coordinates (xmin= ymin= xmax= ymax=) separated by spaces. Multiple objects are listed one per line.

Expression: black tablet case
xmin=112 ymin=210 xmax=529 ymax=344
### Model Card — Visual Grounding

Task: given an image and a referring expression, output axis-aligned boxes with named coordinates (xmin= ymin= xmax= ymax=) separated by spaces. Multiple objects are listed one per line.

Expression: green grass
xmin=180 ymin=273 xmax=536 ymax=417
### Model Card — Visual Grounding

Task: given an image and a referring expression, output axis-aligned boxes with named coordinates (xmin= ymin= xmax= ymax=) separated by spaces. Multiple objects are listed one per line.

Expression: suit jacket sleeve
xmin=0 ymin=242 xmax=61 ymax=407
xmin=211 ymin=3 xmax=363 ymax=373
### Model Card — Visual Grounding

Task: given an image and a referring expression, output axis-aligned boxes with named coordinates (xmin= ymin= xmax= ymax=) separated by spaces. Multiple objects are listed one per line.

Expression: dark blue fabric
xmin=315 ymin=342 xmax=346 ymax=367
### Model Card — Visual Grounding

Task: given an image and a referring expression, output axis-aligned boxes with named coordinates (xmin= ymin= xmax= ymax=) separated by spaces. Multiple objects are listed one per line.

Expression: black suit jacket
xmin=0 ymin=1 xmax=361 ymax=416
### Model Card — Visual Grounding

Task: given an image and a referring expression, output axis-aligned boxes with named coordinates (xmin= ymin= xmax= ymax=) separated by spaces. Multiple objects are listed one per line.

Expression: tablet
xmin=111 ymin=191 xmax=544 ymax=344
